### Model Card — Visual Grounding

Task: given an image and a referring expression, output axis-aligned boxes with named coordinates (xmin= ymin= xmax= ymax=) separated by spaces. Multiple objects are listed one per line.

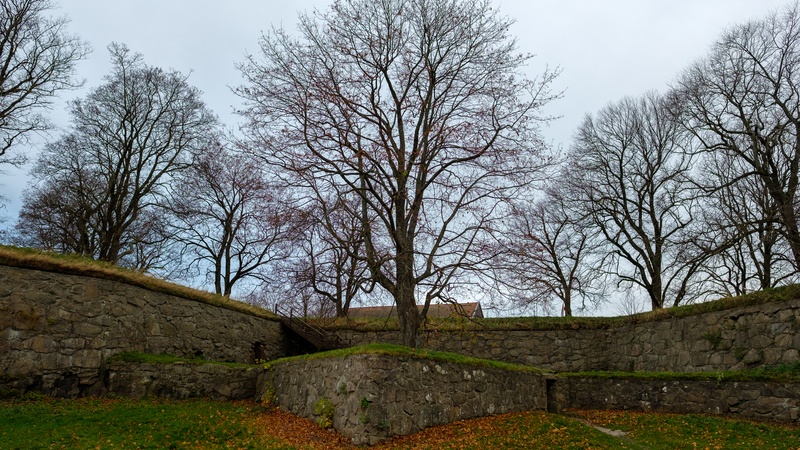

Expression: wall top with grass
xmin=332 ymin=293 xmax=800 ymax=374
xmin=264 ymin=343 xmax=548 ymax=374
xmin=267 ymin=349 xmax=550 ymax=445
xmin=0 ymin=263 xmax=285 ymax=398
xmin=0 ymin=247 xmax=278 ymax=322
xmin=316 ymin=285 xmax=800 ymax=333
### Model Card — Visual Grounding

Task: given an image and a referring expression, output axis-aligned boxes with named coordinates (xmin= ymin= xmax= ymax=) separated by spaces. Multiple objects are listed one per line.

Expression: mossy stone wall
xmin=268 ymin=354 xmax=548 ymax=445
xmin=338 ymin=299 xmax=800 ymax=373
xmin=0 ymin=264 xmax=283 ymax=397
xmin=560 ymin=377 xmax=799 ymax=423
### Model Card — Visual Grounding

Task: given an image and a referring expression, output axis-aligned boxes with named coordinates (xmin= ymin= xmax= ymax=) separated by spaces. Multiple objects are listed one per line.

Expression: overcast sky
xmin=1 ymin=0 xmax=791 ymax=233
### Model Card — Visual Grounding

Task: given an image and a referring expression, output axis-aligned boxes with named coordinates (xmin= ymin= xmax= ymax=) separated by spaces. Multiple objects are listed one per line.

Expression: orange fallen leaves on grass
xmin=248 ymin=404 xmax=530 ymax=449
xmin=247 ymin=405 xmax=579 ymax=450
xmin=249 ymin=404 xmax=353 ymax=449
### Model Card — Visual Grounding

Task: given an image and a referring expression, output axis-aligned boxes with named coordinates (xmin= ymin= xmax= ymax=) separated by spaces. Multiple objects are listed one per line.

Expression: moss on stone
xmin=561 ymin=362 xmax=800 ymax=383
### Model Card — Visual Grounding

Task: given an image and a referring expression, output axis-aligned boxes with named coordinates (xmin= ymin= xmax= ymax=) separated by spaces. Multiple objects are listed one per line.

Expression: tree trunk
xmin=395 ymin=252 xmax=420 ymax=347
xmin=777 ymin=201 xmax=800 ymax=271
xmin=396 ymin=286 xmax=420 ymax=348
xmin=649 ymin=277 xmax=664 ymax=310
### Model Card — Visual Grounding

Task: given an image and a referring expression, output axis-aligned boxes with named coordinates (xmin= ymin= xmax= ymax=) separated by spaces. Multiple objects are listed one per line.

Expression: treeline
xmin=2 ymin=0 xmax=800 ymax=346
xmin=500 ymin=4 xmax=800 ymax=315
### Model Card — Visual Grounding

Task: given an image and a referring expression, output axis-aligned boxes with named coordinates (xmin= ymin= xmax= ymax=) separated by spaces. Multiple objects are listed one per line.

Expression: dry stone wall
xmin=0 ymin=264 xmax=283 ymax=397
xmin=561 ymin=377 xmax=800 ymax=423
xmin=338 ymin=329 xmax=610 ymax=372
xmin=338 ymin=299 xmax=800 ymax=373
xmin=2 ymin=360 xmax=268 ymax=401
xmin=609 ymin=299 xmax=800 ymax=373
xmin=105 ymin=361 xmax=269 ymax=401
xmin=268 ymin=354 xmax=548 ymax=446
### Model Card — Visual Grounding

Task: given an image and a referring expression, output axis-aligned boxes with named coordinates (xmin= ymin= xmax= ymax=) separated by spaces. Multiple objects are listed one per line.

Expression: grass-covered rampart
xmin=0 ymin=245 xmax=278 ymax=322
xmin=263 ymin=343 xmax=547 ymax=374
xmin=315 ymin=284 xmax=800 ymax=332
xmin=3 ymin=243 xmax=799 ymax=334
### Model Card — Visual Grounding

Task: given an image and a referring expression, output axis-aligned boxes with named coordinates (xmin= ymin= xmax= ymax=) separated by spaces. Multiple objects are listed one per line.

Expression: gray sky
xmin=1 ymin=0 xmax=790 ymax=224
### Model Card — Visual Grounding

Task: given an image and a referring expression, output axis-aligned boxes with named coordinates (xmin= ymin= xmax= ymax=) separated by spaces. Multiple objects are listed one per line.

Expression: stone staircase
xmin=275 ymin=305 xmax=351 ymax=351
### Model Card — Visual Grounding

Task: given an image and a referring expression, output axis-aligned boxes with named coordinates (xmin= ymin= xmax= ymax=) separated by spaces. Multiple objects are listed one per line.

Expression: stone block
xmin=73 ymin=350 xmax=102 ymax=368
xmin=73 ymin=322 xmax=102 ymax=337
xmin=742 ymin=349 xmax=763 ymax=364
xmin=9 ymin=355 xmax=37 ymax=374
xmin=25 ymin=336 xmax=57 ymax=353
xmin=774 ymin=333 xmax=793 ymax=348
xmin=782 ymin=349 xmax=799 ymax=364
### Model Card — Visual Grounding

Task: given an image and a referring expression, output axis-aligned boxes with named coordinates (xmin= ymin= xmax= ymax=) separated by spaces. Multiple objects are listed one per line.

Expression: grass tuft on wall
xmin=562 ymin=361 xmax=800 ymax=384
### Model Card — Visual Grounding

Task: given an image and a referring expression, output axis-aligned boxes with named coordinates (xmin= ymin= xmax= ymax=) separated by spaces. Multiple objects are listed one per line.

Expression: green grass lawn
xmin=2 ymin=396 xmax=798 ymax=449
xmin=0 ymin=395 xmax=290 ymax=450
xmin=568 ymin=409 xmax=800 ymax=450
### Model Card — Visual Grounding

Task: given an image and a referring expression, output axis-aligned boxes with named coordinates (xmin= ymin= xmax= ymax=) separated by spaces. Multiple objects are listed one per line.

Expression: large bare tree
xmin=0 ymin=0 xmax=88 ymax=166
xmin=568 ymin=91 xmax=702 ymax=310
xmin=23 ymin=43 xmax=216 ymax=264
xmin=13 ymin=158 xmax=98 ymax=254
xmin=164 ymin=146 xmax=297 ymax=297
xmin=237 ymin=0 xmax=559 ymax=346
xmin=676 ymin=2 xmax=800 ymax=271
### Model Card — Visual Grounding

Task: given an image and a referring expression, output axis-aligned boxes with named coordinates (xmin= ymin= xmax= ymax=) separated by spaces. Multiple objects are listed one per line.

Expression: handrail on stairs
xmin=274 ymin=304 xmax=351 ymax=350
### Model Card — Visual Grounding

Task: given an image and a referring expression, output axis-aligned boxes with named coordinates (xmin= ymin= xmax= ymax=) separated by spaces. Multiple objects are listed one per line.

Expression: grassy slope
xmin=0 ymin=396 xmax=288 ymax=450
xmin=0 ymin=245 xmax=278 ymax=322
xmin=264 ymin=343 xmax=547 ymax=374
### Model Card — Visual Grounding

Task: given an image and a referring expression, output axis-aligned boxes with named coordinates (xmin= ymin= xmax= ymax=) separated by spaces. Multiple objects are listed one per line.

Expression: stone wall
xmin=338 ymin=328 xmax=610 ymax=372
xmin=1 ymin=360 xmax=268 ymax=401
xmin=561 ymin=377 xmax=800 ymax=423
xmin=338 ymin=298 xmax=800 ymax=373
xmin=105 ymin=362 xmax=269 ymax=401
xmin=609 ymin=299 xmax=800 ymax=373
xmin=0 ymin=265 xmax=283 ymax=396
xmin=268 ymin=354 xmax=548 ymax=445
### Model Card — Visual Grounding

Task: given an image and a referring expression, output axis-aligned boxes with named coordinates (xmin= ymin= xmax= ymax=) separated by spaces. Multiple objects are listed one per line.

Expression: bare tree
xmin=23 ymin=43 xmax=216 ymax=264
xmin=14 ymin=134 xmax=101 ymax=255
xmin=291 ymin=197 xmax=375 ymax=317
xmin=13 ymin=135 xmax=173 ymax=272
xmin=693 ymin=151 xmax=797 ymax=297
xmin=237 ymin=0 xmax=559 ymax=347
xmin=568 ymin=91 xmax=702 ymax=310
xmin=675 ymin=2 xmax=800 ymax=270
xmin=496 ymin=185 xmax=604 ymax=316
xmin=0 ymin=0 xmax=89 ymax=166
xmin=13 ymin=171 xmax=97 ymax=254
xmin=164 ymin=146 xmax=297 ymax=297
